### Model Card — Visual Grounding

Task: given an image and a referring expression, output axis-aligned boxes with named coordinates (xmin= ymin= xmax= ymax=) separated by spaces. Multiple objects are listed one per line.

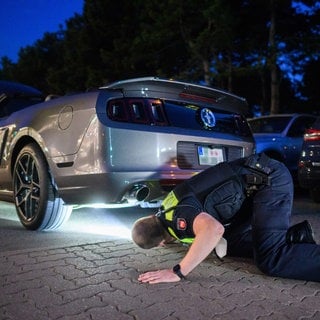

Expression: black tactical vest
xmin=173 ymin=161 xmax=246 ymax=224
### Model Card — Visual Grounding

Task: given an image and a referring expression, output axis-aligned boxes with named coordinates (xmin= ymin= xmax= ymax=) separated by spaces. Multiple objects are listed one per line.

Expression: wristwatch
xmin=173 ymin=264 xmax=186 ymax=280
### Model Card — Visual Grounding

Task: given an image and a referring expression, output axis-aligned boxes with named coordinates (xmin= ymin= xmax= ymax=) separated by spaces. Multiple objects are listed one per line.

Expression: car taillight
xmin=304 ymin=128 xmax=320 ymax=141
xmin=107 ymin=98 xmax=168 ymax=126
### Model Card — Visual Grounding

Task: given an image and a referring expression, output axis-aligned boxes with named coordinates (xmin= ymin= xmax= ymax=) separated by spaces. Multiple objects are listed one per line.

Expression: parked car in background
xmin=0 ymin=77 xmax=254 ymax=231
xmin=248 ymin=114 xmax=317 ymax=174
xmin=298 ymin=117 xmax=320 ymax=202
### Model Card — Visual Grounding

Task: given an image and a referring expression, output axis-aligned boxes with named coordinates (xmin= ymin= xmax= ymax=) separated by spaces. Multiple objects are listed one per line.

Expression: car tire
xmin=13 ymin=143 xmax=72 ymax=231
xmin=310 ymin=187 xmax=320 ymax=203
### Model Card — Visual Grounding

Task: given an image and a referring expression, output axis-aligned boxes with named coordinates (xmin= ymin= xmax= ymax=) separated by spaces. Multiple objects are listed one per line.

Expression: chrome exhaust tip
xmin=129 ymin=185 xmax=150 ymax=202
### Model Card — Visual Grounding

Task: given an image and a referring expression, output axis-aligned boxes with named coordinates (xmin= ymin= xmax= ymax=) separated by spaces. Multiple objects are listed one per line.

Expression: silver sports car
xmin=0 ymin=77 xmax=254 ymax=231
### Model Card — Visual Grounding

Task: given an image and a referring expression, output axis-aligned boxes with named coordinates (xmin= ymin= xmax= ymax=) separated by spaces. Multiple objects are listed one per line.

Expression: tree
xmin=1 ymin=0 xmax=319 ymax=113
xmin=46 ymin=14 xmax=88 ymax=93
xmin=300 ymin=59 xmax=320 ymax=112
xmin=0 ymin=57 xmax=16 ymax=80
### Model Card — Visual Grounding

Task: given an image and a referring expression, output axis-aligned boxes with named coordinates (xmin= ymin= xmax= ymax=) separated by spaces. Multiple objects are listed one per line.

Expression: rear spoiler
xmin=101 ymin=77 xmax=248 ymax=115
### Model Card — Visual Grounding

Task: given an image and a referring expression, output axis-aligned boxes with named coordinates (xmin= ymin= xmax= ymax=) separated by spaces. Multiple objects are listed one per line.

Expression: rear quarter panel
xmin=0 ymin=91 xmax=99 ymax=188
xmin=29 ymin=92 xmax=99 ymax=157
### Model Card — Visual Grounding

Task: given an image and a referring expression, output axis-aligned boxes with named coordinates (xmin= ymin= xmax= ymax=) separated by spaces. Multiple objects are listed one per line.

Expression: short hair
xmin=131 ymin=215 xmax=165 ymax=249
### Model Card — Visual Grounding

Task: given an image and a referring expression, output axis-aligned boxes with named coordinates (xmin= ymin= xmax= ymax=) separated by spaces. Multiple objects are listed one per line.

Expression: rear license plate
xmin=197 ymin=146 xmax=224 ymax=166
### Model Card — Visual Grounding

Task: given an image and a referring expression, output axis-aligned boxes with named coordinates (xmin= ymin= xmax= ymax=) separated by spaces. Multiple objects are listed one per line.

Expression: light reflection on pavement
xmin=0 ymin=189 xmax=319 ymax=252
xmin=0 ymin=201 xmax=154 ymax=251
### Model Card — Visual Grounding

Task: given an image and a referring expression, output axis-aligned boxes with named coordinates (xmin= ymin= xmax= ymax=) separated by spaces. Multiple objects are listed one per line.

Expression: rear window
xmin=249 ymin=116 xmax=291 ymax=133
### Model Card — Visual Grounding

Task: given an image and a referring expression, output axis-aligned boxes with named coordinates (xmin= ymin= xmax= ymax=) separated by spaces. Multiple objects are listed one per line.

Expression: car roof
xmin=0 ymin=81 xmax=44 ymax=117
xmin=0 ymin=80 xmax=43 ymax=97
xmin=102 ymin=77 xmax=248 ymax=115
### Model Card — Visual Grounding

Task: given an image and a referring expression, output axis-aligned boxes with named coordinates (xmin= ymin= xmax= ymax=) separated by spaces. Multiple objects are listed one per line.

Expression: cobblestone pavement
xmin=1 ymin=199 xmax=320 ymax=320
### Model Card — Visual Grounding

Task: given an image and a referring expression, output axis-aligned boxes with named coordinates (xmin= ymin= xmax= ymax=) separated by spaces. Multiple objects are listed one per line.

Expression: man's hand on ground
xmin=138 ymin=269 xmax=181 ymax=284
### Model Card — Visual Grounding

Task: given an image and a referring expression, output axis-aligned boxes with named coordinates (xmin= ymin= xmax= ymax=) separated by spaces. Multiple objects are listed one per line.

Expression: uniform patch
xmin=177 ymin=218 xmax=187 ymax=230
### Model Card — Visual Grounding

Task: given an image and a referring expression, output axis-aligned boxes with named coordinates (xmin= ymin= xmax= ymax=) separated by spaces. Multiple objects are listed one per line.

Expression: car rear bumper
xmin=48 ymin=123 xmax=254 ymax=205
xmin=55 ymin=170 xmax=193 ymax=205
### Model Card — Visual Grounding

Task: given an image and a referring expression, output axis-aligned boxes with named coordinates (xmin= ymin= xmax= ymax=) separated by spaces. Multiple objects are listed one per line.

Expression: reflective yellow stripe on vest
xmin=162 ymin=191 xmax=195 ymax=244
xmin=161 ymin=190 xmax=178 ymax=221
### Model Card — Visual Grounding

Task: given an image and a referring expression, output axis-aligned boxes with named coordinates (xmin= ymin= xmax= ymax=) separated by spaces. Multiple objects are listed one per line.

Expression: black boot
xmin=286 ymin=220 xmax=316 ymax=244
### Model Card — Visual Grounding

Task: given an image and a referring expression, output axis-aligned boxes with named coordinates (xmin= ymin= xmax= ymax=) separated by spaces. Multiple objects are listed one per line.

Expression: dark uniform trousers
xmin=225 ymin=158 xmax=320 ymax=282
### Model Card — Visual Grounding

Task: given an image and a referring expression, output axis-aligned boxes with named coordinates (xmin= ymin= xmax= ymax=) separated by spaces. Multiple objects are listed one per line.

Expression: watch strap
xmin=173 ymin=264 xmax=186 ymax=279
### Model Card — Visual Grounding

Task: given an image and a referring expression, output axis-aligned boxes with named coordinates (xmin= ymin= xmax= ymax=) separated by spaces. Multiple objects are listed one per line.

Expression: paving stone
xmin=1 ymin=211 xmax=320 ymax=320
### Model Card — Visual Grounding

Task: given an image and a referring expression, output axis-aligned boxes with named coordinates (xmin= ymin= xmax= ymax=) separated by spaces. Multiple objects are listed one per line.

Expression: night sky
xmin=0 ymin=0 xmax=84 ymax=62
